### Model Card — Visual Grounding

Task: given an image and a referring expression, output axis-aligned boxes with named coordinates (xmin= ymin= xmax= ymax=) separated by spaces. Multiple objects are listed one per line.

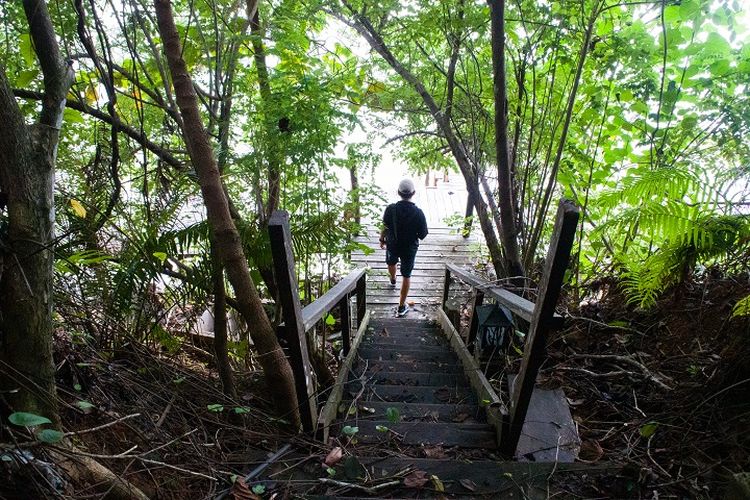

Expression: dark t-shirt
xmin=383 ymin=200 xmax=428 ymax=251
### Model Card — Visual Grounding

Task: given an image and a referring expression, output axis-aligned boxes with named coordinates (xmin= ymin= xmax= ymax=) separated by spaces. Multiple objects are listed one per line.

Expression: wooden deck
xmin=353 ymin=174 xmax=485 ymax=317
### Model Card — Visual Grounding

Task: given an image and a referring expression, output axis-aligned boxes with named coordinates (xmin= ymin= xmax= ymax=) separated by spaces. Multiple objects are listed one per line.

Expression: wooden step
xmin=346 ymin=384 xmax=475 ymax=405
xmin=346 ymin=421 xmax=496 ymax=448
xmin=358 ymin=348 xmax=459 ymax=364
xmin=339 ymin=400 xmax=484 ymax=423
xmin=354 ymin=359 xmax=464 ymax=374
xmin=358 ymin=371 xmax=466 ymax=386
xmin=360 ymin=340 xmax=447 ymax=352
xmin=360 ymin=336 xmax=447 ymax=348
xmin=299 ymin=458 xmax=601 ymax=498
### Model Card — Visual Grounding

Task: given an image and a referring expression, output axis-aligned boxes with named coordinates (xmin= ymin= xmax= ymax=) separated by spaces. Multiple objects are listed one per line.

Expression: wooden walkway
xmin=352 ymin=174 xmax=485 ymax=317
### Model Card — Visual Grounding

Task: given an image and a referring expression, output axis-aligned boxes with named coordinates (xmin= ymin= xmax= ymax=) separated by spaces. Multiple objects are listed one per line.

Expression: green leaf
xmin=709 ymin=59 xmax=731 ymax=77
xmin=678 ymin=0 xmax=701 ymax=21
xmin=8 ymin=412 xmax=52 ymax=427
xmin=326 ymin=467 xmax=336 ymax=477
xmin=37 ymin=429 xmax=64 ymax=443
xmin=75 ymin=400 xmax=95 ymax=411
xmin=251 ymin=484 xmax=266 ymax=495
xmin=386 ymin=406 xmax=400 ymax=423
xmin=152 ymin=251 xmax=168 ymax=263
xmin=15 ymin=69 xmax=39 ymax=88
xmin=341 ymin=425 xmax=358 ymax=436
xmin=19 ymin=33 xmax=35 ymax=66
xmin=63 ymin=108 xmax=85 ymax=124
xmin=640 ymin=422 xmax=659 ymax=438
xmin=233 ymin=406 xmax=251 ymax=414
xmin=732 ymin=295 xmax=750 ymax=317
xmin=74 ymin=384 xmax=82 ymax=391
xmin=704 ymin=32 xmax=730 ymax=57
xmin=1 ymin=454 xmax=12 ymax=462
xmin=375 ymin=424 xmax=389 ymax=432
xmin=324 ymin=313 xmax=336 ymax=326
xmin=207 ymin=404 xmax=224 ymax=413
xmin=342 ymin=456 xmax=365 ymax=480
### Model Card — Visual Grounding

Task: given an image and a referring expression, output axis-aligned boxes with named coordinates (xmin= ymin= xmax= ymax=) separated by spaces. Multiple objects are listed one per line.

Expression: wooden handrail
xmin=445 ymin=263 xmax=563 ymax=327
xmin=268 ymin=210 xmax=368 ymax=433
xmin=442 ymin=200 xmax=579 ymax=459
xmin=301 ymin=267 xmax=367 ymax=333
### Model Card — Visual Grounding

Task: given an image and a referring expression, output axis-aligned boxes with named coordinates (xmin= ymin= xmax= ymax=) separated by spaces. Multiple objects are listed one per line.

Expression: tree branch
xmin=13 ymin=89 xmax=184 ymax=170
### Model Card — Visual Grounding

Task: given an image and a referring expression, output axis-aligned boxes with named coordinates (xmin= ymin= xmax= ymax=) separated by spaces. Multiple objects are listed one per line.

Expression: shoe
xmin=396 ymin=304 xmax=409 ymax=317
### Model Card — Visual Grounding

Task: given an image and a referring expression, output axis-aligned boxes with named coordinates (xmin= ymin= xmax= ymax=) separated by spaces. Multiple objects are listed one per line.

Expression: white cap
xmin=398 ymin=178 xmax=415 ymax=197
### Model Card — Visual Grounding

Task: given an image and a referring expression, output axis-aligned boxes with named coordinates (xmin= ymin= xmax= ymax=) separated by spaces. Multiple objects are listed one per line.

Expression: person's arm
xmin=417 ymin=210 xmax=428 ymax=240
xmin=380 ymin=206 xmax=391 ymax=249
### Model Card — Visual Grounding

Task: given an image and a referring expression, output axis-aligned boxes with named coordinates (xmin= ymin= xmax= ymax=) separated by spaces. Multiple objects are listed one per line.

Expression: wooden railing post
xmin=499 ymin=200 xmax=579 ymax=457
xmin=442 ymin=266 xmax=452 ymax=310
xmin=268 ymin=210 xmax=317 ymax=433
xmin=339 ymin=294 xmax=352 ymax=356
xmin=466 ymin=290 xmax=485 ymax=354
xmin=355 ymin=273 xmax=366 ymax=326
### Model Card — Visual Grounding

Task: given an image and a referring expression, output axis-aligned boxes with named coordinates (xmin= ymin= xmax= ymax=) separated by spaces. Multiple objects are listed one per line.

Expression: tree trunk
xmin=349 ymin=164 xmax=361 ymax=236
xmin=0 ymin=0 xmax=75 ymax=427
xmin=488 ymin=0 xmax=525 ymax=280
xmin=211 ymin=246 xmax=236 ymax=399
xmin=154 ymin=0 xmax=301 ymax=430
xmin=249 ymin=4 xmax=282 ymax=298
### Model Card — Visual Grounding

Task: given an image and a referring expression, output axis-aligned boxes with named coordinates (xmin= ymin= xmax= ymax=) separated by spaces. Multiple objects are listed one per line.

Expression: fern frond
xmin=733 ymin=295 xmax=750 ymax=318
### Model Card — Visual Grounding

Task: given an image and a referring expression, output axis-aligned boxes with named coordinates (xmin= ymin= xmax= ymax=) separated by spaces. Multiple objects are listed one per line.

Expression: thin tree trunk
xmin=0 ymin=0 xmax=75 ymax=426
xmin=488 ymin=0 xmax=524 ymax=280
xmin=249 ymin=4 xmax=281 ymax=298
xmin=154 ymin=0 xmax=300 ymax=429
xmin=349 ymin=164 xmax=361 ymax=235
xmin=525 ymin=1 xmax=600 ymax=267
xmin=211 ymin=246 xmax=236 ymax=398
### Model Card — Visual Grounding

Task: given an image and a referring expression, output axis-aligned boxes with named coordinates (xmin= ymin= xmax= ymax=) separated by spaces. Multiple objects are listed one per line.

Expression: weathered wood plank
xmin=347 ymin=384 xmax=475 ymax=405
xmin=500 ymin=200 xmax=579 ymax=458
xmin=300 ymin=268 xmax=366 ymax=332
xmin=268 ymin=211 xmax=317 ymax=432
xmin=446 ymin=263 xmax=564 ymax=327
xmin=339 ymin=400 xmax=482 ymax=422
xmin=350 ymin=421 xmax=497 ymax=448
xmin=437 ymin=308 xmax=506 ymax=446
xmin=318 ymin=311 xmax=371 ymax=442
xmin=508 ymin=375 xmax=580 ymax=462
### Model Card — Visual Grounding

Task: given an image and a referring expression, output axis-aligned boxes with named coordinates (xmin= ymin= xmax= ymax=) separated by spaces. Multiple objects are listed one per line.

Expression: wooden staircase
xmin=255 ymin=202 xmax=600 ymax=498
xmin=339 ymin=317 xmax=497 ymax=451
xmin=271 ymin=315 xmax=588 ymax=499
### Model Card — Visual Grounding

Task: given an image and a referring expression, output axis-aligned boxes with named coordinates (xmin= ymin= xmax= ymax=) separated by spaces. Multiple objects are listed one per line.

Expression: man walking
xmin=379 ymin=179 xmax=428 ymax=317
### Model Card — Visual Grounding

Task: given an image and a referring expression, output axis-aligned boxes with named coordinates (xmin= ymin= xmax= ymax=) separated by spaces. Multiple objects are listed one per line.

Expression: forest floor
xmin=1 ymin=273 xmax=748 ymax=499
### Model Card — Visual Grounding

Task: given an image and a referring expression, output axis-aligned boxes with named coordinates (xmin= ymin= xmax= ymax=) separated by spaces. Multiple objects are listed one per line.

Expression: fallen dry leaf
xmin=230 ymin=477 xmax=261 ymax=500
xmin=403 ymin=470 xmax=429 ymax=488
xmin=422 ymin=445 xmax=447 ymax=459
xmin=459 ymin=478 xmax=477 ymax=491
xmin=434 ymin=387 xmax=452 ymax=403
xmin=452 ymin=412 xmax=470 ymax=423
xmin=407 ymin=300 xmax=415 ymax=306
xmin=323 ymin=446 xmax=343 ymax=467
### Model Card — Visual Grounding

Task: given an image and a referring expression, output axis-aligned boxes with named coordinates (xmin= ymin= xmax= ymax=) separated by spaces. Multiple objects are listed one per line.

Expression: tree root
xmin=52 ymin=450 xmax=150 ymax=500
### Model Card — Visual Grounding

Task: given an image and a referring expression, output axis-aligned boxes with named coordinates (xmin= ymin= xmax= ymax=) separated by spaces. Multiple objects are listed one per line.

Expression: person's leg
xmin=385 ymin=248 xmax=398 ymax=286
xmin=399 ymin=277 xmax=411 ymax=307
xmin=397 ymin=248 xmax=417 ymax=313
